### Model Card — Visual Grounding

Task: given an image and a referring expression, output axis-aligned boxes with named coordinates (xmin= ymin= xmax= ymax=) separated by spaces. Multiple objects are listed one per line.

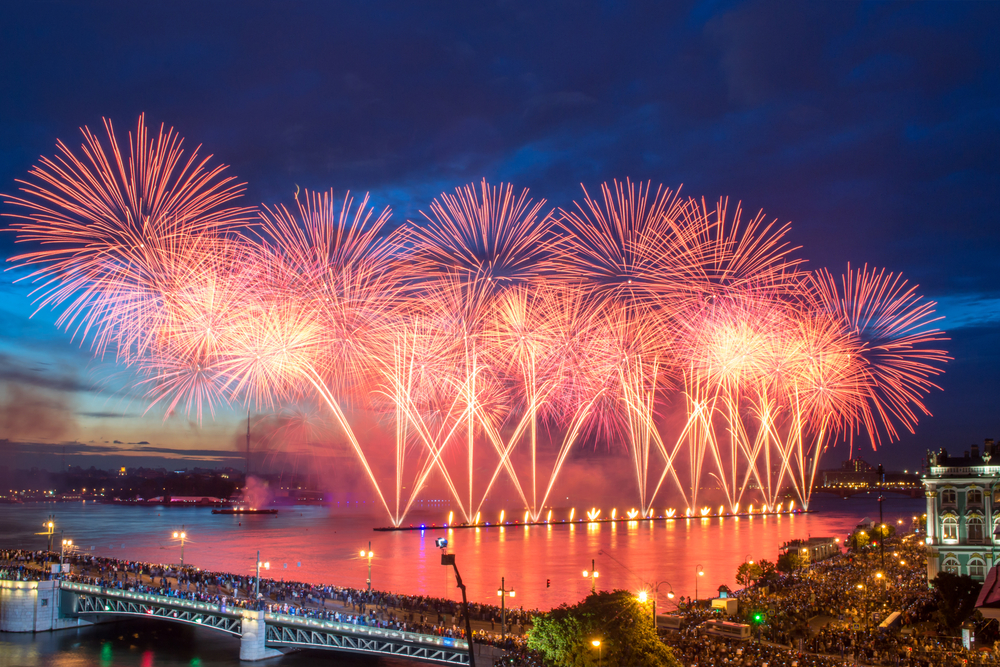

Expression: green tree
xmin=776 ymin=552 xmax=801 ymax=574
xmin=528 ymin=590 xmax=681 ymax=667
xmin=848 ymin=530 xmax=870 ymax=550
xmin=872 ymin=523 xmax=896 ymax=541
xmin=735 ymin=562 xmax=763 ymax=588
xmin=757 ymin=559 xmax=777 ymax=581
xmin=931 ymin=571 xmax=983 ymax=633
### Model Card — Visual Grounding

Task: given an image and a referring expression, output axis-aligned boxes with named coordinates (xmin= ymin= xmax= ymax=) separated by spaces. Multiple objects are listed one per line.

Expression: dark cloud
xmin=0 ymin=384 xmax=77 ymax=442
xmin=0 ymin=352 xmax=95 ymax=394
xmin=79 ymin=411 xmax=129 ymax=419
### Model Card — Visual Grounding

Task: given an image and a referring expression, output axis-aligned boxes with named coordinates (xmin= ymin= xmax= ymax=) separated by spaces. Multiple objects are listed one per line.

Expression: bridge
xmin=1 ymin=579 xmax=471 ymax=663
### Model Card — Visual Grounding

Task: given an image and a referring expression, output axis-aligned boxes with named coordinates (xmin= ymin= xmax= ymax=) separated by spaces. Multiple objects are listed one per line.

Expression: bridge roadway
xmin=10 ymin=579 xmax=472 ymax=663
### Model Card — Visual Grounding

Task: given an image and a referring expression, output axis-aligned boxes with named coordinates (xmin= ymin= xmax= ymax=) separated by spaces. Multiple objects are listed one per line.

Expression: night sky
xmin=0 ymin=1 xmax=997 ymax=475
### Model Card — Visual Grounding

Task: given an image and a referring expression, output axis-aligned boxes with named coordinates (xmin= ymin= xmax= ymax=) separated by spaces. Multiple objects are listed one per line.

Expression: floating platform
xmin=374 ymin=509 xmax=811 ymax=531
xmin=212 ymin=508 xmax=278 ymax=515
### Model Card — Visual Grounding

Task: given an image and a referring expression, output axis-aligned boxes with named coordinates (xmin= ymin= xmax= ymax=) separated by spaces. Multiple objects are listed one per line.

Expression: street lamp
xmin=582 ymin=558 xmax=599 ymax=593
xmin=38 ymin=517 xmax=55 ymax=562
xmin=254 ymin=550 xmax=270 ymax=609
xmin=650 ymin=580 xmax=674 ymax=628
xmin=60 ymin=538 xmax=72 ymax=574
xmin=497 ymin=576 xmax=516 ymax=641
xmin=694 ymin=564 xmax=705 ymax=603
xmin=856 ymin=583 xmax=869 ymax=632
xmin=360 ymin=540 xmax=374 ymax=592
xmin=172 ymin=527 xmax=187 ymax=567
xmin=591 ymin=639 xmax=602 ymax=667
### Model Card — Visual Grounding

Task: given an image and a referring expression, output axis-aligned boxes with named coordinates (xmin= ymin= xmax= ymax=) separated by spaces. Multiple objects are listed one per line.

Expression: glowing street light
xmin=254 ymin=549 xmax=270 ymax=609
xmin=172 ymin=527 xmax=187 ymax=566
xmin=497 ymin=576 xmax=516 ymax=641
xmin=648 ymin=580 xmax=675 ymax=628
xmin=360 ymin=540 xmax=374 ymax=592
xmin=695 ymin=564 xmax=705 ymax=602
xmin=60 ymin=538 xmax=73 ymax=573
xmin=582 ymin=558 xmax=600 ymax=593
xmin=591 ymin=639 xmax=602 ymax=667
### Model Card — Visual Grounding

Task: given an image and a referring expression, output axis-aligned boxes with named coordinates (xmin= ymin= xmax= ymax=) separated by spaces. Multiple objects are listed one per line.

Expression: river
xmin=0 ymin=493 xmax=923 ymax=666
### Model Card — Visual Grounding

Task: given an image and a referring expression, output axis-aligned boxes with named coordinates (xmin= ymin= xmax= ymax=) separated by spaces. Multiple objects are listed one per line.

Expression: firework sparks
xmin=3 ymin=128 xmax=950 ymax=521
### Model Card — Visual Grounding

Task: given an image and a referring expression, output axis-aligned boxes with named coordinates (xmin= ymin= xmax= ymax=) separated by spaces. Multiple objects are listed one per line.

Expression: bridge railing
xmin=59 ymin=580 xmax=468 ymax=650
xmin=60 ymin=581 xmax=244 ymax=620
xmin=264 ymin=610 xmax=468 ymax=650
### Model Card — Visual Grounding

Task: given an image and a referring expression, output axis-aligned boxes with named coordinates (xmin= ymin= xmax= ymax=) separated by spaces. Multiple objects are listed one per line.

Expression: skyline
xmin=2 ymin=1 xmax=999 ymax=482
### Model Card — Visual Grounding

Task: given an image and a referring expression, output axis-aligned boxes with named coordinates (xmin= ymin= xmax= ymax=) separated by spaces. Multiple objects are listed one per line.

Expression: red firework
xmin=3 ymin=115 xmax=254 ymax=360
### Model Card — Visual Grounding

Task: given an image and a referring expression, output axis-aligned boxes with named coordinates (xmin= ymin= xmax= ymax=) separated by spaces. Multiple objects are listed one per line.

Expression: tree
xmin=872 ymin=523 xmax=896 ymax=541
xmin=757 ymin=559 xmax=777 ymax=581
xmin=736 ymin=561 xmax=763 ymax=588
xmin=528 ymin=590 xmax=681 ymax=667
xmin=776 ymin=552 xmax=802 ymax=574
xmin=931 ymin=571 xmax=983 ymax=634
xmin=848 ymin=530 xmax=870 ymax=550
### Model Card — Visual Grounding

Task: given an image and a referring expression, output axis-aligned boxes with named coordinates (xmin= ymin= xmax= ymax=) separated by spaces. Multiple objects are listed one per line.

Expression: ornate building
xmin=924 ymin=440 xmax=999 ymax=582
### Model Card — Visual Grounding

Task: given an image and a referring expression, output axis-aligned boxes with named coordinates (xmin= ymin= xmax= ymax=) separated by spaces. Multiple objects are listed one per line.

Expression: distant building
xmin=844 ymin=458 xmax=875 ymax=473
xmin=820 ymin=456 xmax=920 ymax=490
xmin=779 ymin=537 xmax=839 ymax=562
xmin=923 ymin=439 xmax=1000 ymax=582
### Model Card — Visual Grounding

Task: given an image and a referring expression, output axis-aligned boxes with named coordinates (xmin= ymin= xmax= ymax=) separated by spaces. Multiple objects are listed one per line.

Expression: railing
xmin=264 ymin=618 xmax=470 ymax=664
xmin=62 ymin=581 xmax=243 ymax=634
xmin=59 ymin=580 xmax=467 ymax=652
xmin=61 ymin=581 xmax=244 ymax=620
xmin=930 ymin=466 xmax=1000 ymax=477
xmin=264 ymin=610 xmax=468 ymax=651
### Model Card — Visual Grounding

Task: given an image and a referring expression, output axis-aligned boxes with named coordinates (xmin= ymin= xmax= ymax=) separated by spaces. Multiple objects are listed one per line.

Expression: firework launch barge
xmin=211 ymin=507 xmax=278 ymax=515
xmin=374 ymin=508 xmax=811 ymax=531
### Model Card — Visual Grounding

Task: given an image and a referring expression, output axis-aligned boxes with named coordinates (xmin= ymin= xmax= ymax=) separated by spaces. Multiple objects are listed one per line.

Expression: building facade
xmin=924 ymin=441 xmax=1000 ymax=582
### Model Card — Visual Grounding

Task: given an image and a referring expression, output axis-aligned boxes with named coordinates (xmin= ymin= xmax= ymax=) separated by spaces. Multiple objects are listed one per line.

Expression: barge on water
xmin=211 ymin=507 xmax=278 ymax=515
xmin=374 ymin=508 xmax=811 ymax=531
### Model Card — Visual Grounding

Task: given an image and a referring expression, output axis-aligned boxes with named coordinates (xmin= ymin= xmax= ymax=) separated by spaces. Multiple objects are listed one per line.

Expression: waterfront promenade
xmin=2 ymin=532 xmax=993 ymax=667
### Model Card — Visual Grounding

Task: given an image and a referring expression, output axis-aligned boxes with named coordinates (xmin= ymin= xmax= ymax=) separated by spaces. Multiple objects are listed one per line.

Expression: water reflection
xmin=0 ymin=495 xmax=923 ymax=612
xmin=0 ymin=619 xmax=414 ymax=667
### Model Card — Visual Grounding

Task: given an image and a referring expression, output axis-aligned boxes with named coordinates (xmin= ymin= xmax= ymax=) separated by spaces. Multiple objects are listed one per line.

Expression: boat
xmin=212 ymin=507 xmax=278 ymax=515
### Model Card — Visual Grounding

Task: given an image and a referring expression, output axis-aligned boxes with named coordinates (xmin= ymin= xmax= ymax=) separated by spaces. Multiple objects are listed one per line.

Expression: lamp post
xmin=172 ymin=527 xmax=187 ymax=567
xmin=694 ymin=564 xmax=705 ymax=603
xmin=60 ymin=537 xmax=72 ymax=575
xmin=43 ymin=517 xmax=55 ymax=558
xmin=651 ymin=580 xmax=674 ymax=629
xmin=497 ymin=576 xmax=516 ymax=641
xmin=255 ymin=550 xmax=270 ymax=609
xmin=582 ymin=559 xmax=599 ymax=593
xmin=856 ymin=583 xmax=868 ymax=633
xmin=440 ymin=550 xmax=477 ymax=667
xmin=591 ymin=639 xmax=602 ymax=667
xmin=360 ymin=541 xmax=374 ymax=593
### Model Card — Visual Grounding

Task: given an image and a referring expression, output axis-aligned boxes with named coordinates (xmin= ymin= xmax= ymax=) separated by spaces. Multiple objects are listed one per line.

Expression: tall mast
xmin=246 ymin=408 xmax=251 ymax=479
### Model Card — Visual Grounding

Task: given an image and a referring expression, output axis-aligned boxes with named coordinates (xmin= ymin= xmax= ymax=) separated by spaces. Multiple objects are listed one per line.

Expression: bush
xmin=528 ymin=590 xmax=681 ymax=667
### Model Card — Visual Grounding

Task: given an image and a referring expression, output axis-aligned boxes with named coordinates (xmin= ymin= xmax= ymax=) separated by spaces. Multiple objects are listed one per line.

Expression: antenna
xmin=246 ymin=408 xmax=251 ymax=478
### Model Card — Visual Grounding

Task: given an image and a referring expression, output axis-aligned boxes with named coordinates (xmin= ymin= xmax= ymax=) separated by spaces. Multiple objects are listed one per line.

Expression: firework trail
xmin=2 ymin=122 xmax=951 ymax=523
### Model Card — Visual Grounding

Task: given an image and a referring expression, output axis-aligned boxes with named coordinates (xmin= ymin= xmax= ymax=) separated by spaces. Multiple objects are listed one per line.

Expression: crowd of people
xmin=2 ymin=529 xmax=994 ymax=666
xmin=0 ymin=548 xmax=538 ymax=643
xmin=658 ymin=532 xmax=993 ymax=666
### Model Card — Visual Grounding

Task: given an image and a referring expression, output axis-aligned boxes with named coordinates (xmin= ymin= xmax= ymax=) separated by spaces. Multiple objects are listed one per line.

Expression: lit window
xmin=943 ymin=557 xmax=960 ymax=575
xmin=942 ymin=516 xmax=959 ymax=541
xmin=942 ymin=489 xmax=957 ymax=505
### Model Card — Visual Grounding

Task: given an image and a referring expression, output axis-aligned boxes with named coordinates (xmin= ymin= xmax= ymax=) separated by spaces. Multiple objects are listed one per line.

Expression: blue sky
xmin=1 ymin=0 xmax=998 ymax=472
